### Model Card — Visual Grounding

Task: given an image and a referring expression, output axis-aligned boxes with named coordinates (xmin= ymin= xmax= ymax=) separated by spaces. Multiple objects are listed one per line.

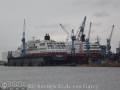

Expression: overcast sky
xmin=0 ymin=0 xmax=120 ymax=59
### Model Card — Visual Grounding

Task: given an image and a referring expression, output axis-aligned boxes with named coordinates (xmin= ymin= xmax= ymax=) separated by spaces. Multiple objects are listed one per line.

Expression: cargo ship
xmin=7 ymin=17 xmax=102 ymax=66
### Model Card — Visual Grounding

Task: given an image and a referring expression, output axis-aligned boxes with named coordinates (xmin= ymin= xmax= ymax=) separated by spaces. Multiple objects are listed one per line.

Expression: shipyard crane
xmin=86 ymin=22 xmax=92 ymax=43
xmin=119 ymin=41 xmax=120 ymax=48
xmin=71 ymin=29 xmax=76 ymax=55
xmin=119 ymin=41 xmax=120 ymax=61
xmin=118 ymin=41 xmax=120 ymax=54
xmin=86 ymin=22 xmax=92 ymax=56
xmin=59 ymin=24 xmax=69 ymax=41
xmin=21 ymin=19 xmax=26 ymax=56
xmin=96 ymin=36 xmax=100 ymax=45
xmin=106 ymin=24 xmax=115 ymax=57
xmin=76 ymin=16 xmax=87 ymax=42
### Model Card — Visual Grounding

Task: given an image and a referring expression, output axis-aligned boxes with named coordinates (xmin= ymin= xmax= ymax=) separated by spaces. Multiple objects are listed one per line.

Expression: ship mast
xmin=21 ymin=19 xmax=26 ymax=56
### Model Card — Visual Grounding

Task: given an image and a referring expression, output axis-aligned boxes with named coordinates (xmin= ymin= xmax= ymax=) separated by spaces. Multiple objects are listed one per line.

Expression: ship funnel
xmin=44 ymin=33 xmax=50 ymax=40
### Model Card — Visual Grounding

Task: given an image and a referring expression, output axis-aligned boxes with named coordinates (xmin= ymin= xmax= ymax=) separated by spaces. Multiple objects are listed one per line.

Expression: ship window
xmin=56 ymin=45 xmax=59 ymax=49
xmin=34 ymin=44 xmax=35 ymax=46
xmin=33 ymin=44 xmax=37 ymax=48
xmin=51 ymin=45 xmax=54 ymax=49
xmin=62 ymin=45 xmax=65 ymax=49
xmin=59 ymin=45 xmax=63 ymax=49
xmin=48 ymin=45 xmax=54 ymax=49
xmin=40 ymin=43 xmax=45 ymax=46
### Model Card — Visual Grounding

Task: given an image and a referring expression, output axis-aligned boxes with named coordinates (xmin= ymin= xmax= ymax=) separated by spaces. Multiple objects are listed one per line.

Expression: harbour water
xmin=0 ymin=66 xmax=120 ymax=90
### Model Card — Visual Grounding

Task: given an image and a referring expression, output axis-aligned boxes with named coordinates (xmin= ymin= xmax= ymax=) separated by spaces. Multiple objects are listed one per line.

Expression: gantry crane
xmin=86 ymin=22 xmax=92 ymax=43
xmin=59 ymin=24 xmax=69 ymax=41
xmin=76 ymin=16 xmax=87 ymax=42
xmin=118 ymin=41 xmax=120 ymax=62
xmin=86 ymin=22 xmax=92 ymax=56
xmin=71 ymin=29 xmax=76 ymax=55
xmin=118 ymin=41 xmax=120 ymax=55
xmin=96 ymin=36 xmax=100 ymax=45
xmin=59 ymin=24 xmax=76 ymax=54
xmin=21 ymin=19 xmax=26 ymax=56
xmin=106 ymin=24 xmax=115 ymax=57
